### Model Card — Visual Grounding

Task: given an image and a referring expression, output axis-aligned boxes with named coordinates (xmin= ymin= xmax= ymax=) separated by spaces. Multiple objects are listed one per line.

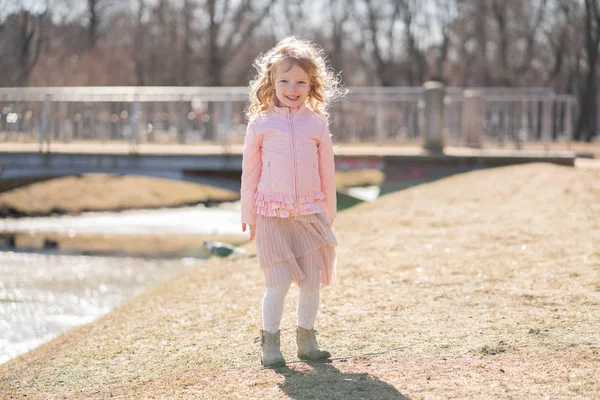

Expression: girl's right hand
xmin=242 ymin=223 xmax=256 ymax=241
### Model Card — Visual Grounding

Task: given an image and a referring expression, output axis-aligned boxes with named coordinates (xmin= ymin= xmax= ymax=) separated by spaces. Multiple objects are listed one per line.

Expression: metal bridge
xmin=0 ymin=86 xmax=578 ymax=193
xmin=0 ymin=144 xmax=576 ymax=194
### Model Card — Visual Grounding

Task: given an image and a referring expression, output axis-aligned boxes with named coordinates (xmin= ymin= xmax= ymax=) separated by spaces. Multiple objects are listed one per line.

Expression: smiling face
xmin=273 ymin=61 xmax=311 ymax=109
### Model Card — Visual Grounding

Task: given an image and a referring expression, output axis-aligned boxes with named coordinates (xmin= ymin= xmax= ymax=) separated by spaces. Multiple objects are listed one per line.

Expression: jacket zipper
xmin=268 ymin=161 xmax=272 ymax=191
xmin=287 ymin=108 xmax=299 ymax=215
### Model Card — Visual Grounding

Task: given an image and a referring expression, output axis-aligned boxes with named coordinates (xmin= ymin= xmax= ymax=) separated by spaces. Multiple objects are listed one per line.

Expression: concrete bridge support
xmin=462 ymin=90 xmax=483 ymax=148
xmin=422 ymin=81 xmax=446 ymax=152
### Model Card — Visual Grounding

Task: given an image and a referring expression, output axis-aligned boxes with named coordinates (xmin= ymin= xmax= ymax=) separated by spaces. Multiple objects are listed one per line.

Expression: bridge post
xmin=376 ymin=90 xmax=386 ymax=145
xmin=39 ymin=94 xmax=52 ymax=152
xmin=565 ymin=98 xmax=574 ymax=149
xmin=542 ymin=97 xmax=553 ymax=151
xmin=519 ymin=97 xmax=528 ymax=146
xmin=221 ymin=97 xmax=232 ymax=152
xmin=129 ymin=97 xmax=139 ymax=153
xmin=422 ymin=81 xmax=445 ymax=152
xmin=462 ymin=89 xmax=483 ymax=148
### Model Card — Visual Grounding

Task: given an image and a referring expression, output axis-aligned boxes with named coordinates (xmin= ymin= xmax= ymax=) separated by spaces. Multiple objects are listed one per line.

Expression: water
xmin=344 ymin=185 xmax=380 ymax=202
xmin=0 ymin=251 xmax=198 ymax=364
xmin=0 ymin=203 xmax=244 ymax=365
xmin=0 ymin=202 xmax=243 ymax=236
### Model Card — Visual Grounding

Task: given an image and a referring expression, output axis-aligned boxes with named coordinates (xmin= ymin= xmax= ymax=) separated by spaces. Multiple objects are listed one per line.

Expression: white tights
xmin=262 ymin=284 xmax=321 ymax=334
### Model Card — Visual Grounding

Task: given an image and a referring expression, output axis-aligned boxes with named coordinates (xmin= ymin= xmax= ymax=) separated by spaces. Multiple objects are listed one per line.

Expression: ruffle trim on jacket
xmin=254 ymin=192 xmax=326 ymax=217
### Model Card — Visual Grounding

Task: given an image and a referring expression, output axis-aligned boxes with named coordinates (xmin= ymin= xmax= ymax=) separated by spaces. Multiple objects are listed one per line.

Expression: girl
xmin=241 ymin=36 xmax=342 ymax=367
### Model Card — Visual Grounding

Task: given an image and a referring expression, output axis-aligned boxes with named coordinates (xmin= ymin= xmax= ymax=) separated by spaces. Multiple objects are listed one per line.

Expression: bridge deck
xmin=0 ymin=141 xmax=580 ymax=159
xmin=0 ymin=141 xmax=586 ymax=194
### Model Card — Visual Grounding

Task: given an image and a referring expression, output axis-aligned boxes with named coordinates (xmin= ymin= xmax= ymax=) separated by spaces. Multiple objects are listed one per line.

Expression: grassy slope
xmin=1 ymin=163 xmax=599 ymax=399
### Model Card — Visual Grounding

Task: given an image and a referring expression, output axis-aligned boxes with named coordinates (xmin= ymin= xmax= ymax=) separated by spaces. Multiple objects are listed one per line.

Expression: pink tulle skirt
xmin=256 ymin=213 xmax=338 ymax=289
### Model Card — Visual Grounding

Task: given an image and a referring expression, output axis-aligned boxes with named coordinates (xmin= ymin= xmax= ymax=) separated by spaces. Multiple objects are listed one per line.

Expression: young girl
xmin=241 ymin=36 xmax=342 ymax=367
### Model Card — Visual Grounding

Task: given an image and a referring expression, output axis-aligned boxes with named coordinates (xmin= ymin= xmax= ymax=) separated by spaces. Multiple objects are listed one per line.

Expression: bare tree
xmin=490 ymin=0 xmax=511 ymax=85
xmin=514 ymin=0 xmax=548 ymax=78
xmin=87 ymin=0 xmax=101 ymax=48
xmin=133 ymin=0 xmax=146 ymax=85
xmin=138 ymin=0 xmax=180 ymax=85
xmin=430 ymin=0 xmax=456 ymax=82
xmin=445 ymin=1 xmax=481 ymax=86
xmin=449 ymin=0 xmax=556 ymax=87
xmin=356 ymin=0 xmax=448 ymax=85
xmin=474 ymin=1 xmax=493 ymax=85
xmin=575 ymin=0 xmax=600 ymax=141
xmin=0 ymin=7 xmax=47 ymax=86
xmin=205 ymin=0 xmax=277 ymax=85
xmin=328 ymin=0 xmax=352 ymax=74
xmin=543 ymin=0 xmax=576 ymax=88
xmin=280 ymin=0 xmax=308 ymax=34
xmin=86 ymin=0 xmax=124 ymax=49
xmin=180 ymin=0 xmax=194 ymax=86
xmin=357 ymin=0 xmax=402 ymax=85
xmin=398 ymin=0 xmax=427 ymax=84
xmin=488 ymin=0 xmax=548 ymax=85
xmin=19 ymin=11 xmax=47 ymax=85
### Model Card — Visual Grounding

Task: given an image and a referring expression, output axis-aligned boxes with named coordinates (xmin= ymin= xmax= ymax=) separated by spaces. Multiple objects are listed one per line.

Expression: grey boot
xmin=296 ymin=327 xmax=331 ymax=360
xmin=260 ymin=330 xmax=286 ymax=367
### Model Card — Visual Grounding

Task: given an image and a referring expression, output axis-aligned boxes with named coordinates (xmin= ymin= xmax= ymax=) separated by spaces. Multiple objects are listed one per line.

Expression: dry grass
xmin=1 ymin=162 xmax=599 ymax=399
xmin=0 ymin=174 xmax=239 ymax=216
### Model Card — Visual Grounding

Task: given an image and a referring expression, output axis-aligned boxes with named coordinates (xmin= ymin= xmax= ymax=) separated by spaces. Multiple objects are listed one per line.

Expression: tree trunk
xmin=575 ymin=0 xmax=600 ymax=141
xmin=16 ymin=10 xmax=45 ymax=86
xmin=133 ymin=0 xmax=146 ymax=86
xmin=88 ymin=0 xmax=98 ymax=48
xmin=181 ymin=0 xmax=194 ymax=86
xmin=492 ymin=0 xmax=510 ymax=86
xmin=475 ymin=1 xmax=492 ymax=86
xmin=207 ymin=0 xmax=222 ymax=86
xmin=329 ymin=0 xmax=352 ymax=78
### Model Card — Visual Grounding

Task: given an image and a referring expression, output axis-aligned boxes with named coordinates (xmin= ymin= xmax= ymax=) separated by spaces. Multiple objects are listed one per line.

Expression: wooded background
xmin=1 ymin=0 xmax=599 ymax=141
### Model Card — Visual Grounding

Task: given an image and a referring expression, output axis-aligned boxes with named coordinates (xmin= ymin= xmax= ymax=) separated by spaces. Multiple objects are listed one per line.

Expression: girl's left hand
xmin=242 ymin=223 xmax=256 ymax=241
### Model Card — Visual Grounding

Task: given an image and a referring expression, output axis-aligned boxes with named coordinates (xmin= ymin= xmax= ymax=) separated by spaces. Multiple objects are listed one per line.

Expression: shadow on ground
xmin=275 ymin=360 xmax=410 ymax=400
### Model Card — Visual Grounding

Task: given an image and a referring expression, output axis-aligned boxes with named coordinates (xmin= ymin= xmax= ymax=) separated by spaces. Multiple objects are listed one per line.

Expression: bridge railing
xmin=0 ymin=86 xmax=577 ymax=152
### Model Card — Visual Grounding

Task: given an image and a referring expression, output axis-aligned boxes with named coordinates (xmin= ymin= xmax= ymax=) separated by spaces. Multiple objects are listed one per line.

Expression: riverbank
xmin=0 ymin=170 xmax=384 ymax=218
xmin=0 ymin=170 xmax=382 ymax=256
xmin=0 ymin=174 xmax=240 ymax=218
xmin=1 ymin=162 xmax=599 ymax=399
xmin=0 ymin=231 xmax=247 ymax=258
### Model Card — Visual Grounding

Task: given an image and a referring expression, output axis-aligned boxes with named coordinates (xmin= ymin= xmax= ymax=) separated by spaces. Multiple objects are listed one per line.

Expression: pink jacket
xmin=241 ymin=104 xmax=336 ymax=225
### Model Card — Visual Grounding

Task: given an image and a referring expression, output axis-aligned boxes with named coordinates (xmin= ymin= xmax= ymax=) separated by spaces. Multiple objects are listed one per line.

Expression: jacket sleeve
xmin=241 ymin=122 xmax=262 ymax=225
xmin=318 ymin=122 xmax=337 ymax=223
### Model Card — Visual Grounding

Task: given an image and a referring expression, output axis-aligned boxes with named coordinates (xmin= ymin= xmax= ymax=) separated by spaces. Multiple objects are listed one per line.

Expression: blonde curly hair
xmin=247 ymin=36 xmax=343 ymax=121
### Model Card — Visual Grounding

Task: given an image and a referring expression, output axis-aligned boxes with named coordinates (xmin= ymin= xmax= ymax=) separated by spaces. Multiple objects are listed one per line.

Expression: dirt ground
xmin=0 ymin=162 xmax=599 ymax=399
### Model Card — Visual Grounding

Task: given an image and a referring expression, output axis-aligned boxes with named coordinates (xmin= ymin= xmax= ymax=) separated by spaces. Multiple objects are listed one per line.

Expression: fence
xmin=0 ymin=86 xmax=578 ymax=152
